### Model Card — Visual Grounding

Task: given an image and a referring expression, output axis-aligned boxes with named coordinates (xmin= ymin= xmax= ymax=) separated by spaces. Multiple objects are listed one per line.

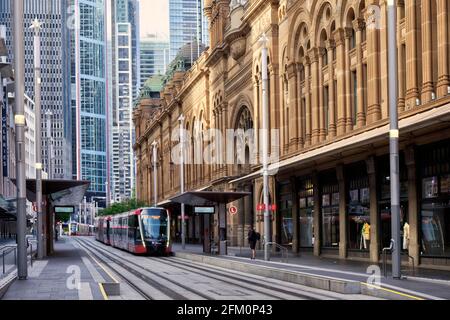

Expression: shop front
xmin=418 ymin=141 xmax=450 ymax=263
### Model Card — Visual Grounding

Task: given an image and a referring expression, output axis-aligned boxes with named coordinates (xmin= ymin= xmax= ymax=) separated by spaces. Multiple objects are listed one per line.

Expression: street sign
xmin=229 ymin=205 xmax=237 ymax=215
xmin=256 ymin=204 xmax=277 ymax=211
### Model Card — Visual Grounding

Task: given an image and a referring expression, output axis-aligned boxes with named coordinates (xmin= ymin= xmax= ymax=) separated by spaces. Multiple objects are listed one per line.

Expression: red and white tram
xmin=95 ymin=207 xmax=171 ymax=255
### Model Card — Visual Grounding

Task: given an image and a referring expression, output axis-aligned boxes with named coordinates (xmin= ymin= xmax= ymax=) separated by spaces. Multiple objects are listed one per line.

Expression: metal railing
xmin=1 ymin=245 xmax=17 ymax=274
xmin=382 ymin=240 xmax=415 ymax=277
xmin=264 ymin=242 xmax=289 ymax=263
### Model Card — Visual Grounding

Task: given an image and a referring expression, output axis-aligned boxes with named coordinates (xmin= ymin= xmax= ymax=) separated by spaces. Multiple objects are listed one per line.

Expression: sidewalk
xmin=1 ymin=236 xmax=112 ymax=300
xmin=172 ymin=243 xmax=450 ymax=300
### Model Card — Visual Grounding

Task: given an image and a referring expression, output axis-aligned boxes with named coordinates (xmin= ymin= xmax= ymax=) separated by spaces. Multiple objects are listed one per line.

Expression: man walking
xmin=247 ymin=227 xmax=259 ymax=260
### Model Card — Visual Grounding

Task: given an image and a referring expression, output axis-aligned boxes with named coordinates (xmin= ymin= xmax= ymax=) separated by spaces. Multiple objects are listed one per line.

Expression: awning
xmin=230 ymin=103 xmax=450 ymax=184
xmin=169 ymin=191 xmax=251 ymax=206
xmin=11 ymin=179 xmax=90 ymax=206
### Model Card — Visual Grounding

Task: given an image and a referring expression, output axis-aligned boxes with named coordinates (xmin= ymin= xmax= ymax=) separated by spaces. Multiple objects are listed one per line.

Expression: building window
xmin=279 ymin=182 xmax=293 ymax=246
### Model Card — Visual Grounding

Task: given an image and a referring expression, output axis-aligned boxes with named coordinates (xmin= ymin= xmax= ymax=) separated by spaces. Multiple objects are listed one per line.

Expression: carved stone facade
xmin=134 ymin=0 xmax=450 ymax=268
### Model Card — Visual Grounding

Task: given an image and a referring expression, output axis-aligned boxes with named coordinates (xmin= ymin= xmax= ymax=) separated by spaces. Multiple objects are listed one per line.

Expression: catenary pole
xmin=13 ymin=0 xmax=28 ymax=279
xmin=387 ymin=0 xmax=401 ymax=278
xmin=178 ymin=115 xmax=186 ymax=250
xmin=260 ymin=33 xmax=270 ymax=261
xmin=152 ymin=140 xmax=158 ymax=207
xmin=30 ymin=19 xmax=44 ymax=259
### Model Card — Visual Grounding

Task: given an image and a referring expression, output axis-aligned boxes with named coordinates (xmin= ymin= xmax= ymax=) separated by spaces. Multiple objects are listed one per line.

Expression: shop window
xmin=419 ymin=141 xmax=450 ymax=258
xmin=279 ymin=182 xmax=293 ymax=246
xmin=298 ymin=177 xmax=314 ymax=247
xmin=377 ymin=154 xmax=409 ymax=249
xmin=321 ymin=171 xmax=339 ymax=248
xmin=347 ymin=172 xmax=370 ymax=251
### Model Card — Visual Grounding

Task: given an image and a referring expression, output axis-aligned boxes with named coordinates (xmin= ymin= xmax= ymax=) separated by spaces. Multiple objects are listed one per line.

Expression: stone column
xmin=344 ymin=28 xmax=354 ymax=132
xmin=237 ymin=186 xmax=245 ymax=247
xmin=366 ymin=156 xmax=380 ymax=263
xmin=287 ymin=62 xmax=299 ymax=151
xmin=436 ymin=0 xmax=450 ymax=98
xmin=290 ymin=176 xmax=299 ymax=253
xmin=333 ymin=28 xmax=347 ymax=135
xmin=405 ymin=0 xmax=420 ymax=109
xmin=365 ymin=4 xmax=381 ymax=123
xmin=312 ymin=171 xmax=321 ymax=256
xmin=354 ymin=19 xmax=366 ymax=128
xmin=337 ymin=164 xmax=347 ymax=259
xmin=405 ymin=146 xmax=419 ymax=266
xmin=326 ymin=40 xmax=336 ymax=138
xmin=244 ymin=184 xmax=253 ymax=247
xmin=305 ymin=59 xmax=312 ymax=146
xmin=318 ymin=47 xmax=326 ymax=141
xmin=309 ymin=48 xmax=320 ymax=144
xmin=421 ymin=0 xmax=434 ymax=103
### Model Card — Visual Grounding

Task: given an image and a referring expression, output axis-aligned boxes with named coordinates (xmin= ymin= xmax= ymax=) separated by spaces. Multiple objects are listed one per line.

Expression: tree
xmin=98 ymin=198 xmax=148 ymax=216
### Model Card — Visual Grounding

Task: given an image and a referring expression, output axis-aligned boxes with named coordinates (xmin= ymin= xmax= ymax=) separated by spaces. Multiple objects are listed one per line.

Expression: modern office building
xmin=168 ymin=0 xmax=209 ymax=63
xmin=109 ymin=0 xmax=140 ymax=203
xmin=139 ymin=35 xmax=169 ymax=89
xmin=0 ymin=0 xmax=72 ymax=180
xmin=69 ymin=0 xmax=108 ymax=205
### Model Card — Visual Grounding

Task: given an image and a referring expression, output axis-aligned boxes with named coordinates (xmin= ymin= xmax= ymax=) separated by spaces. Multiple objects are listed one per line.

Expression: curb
xmin=173 ymin=252 xmax=421 ymax=300
xmin=0 ymin=271 xmax=17 ymax=300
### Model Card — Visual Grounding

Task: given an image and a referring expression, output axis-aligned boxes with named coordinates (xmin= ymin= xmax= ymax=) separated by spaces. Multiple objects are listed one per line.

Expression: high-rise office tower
xmin=0 ymin=0 xmax=72 ymax=180
xmin=169 ymin=0 xmax=209 ymax=63
xmin=109 ymin=0 xmax=140 ymax=203
xmin=139 ymin=34 xmax=169 ymax=88
xmin=69 ymin=0 xmax=108 ymax=206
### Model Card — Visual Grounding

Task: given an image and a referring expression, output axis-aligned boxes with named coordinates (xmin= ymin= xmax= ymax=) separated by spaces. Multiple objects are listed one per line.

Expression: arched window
xmin=236 ymin=106 xmax=254 ymax=170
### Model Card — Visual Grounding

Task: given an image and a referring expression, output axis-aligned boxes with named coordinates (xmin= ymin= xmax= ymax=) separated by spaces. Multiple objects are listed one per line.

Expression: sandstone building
xmin=134 ymin=0 xmax=450 ymax=269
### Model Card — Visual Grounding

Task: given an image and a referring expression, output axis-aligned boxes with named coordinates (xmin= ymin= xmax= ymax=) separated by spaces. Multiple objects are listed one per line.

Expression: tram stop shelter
xmin=169 ymin=191 xmax=251 ymax=255
xmin=11 ymin=179 xmax=90 ymax=256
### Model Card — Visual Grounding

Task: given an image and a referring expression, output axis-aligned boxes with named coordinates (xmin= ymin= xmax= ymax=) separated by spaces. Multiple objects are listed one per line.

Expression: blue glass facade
xmin=71 ymin=0 xmax=108 ymax=201
xmin=169 ymin=0 xmax=209 ymax=63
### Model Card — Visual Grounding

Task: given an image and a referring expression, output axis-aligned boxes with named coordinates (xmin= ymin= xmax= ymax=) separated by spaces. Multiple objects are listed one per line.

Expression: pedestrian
xmin=247 ymin=227 xmax=259 ymax=260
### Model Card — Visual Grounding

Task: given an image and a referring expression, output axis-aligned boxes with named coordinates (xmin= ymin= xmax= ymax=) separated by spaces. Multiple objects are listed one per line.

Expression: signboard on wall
xmin=2 ymin=99 xmax=7 ymax=177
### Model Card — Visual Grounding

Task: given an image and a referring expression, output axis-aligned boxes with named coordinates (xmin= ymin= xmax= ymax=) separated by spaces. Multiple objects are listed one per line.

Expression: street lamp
xmin=259 ymin=33 xmax=271 ymax=261
xmin=30 ymin=18 xmax=44 ymax=260
xmin=387 ymin=0 xmax=401 ymax=279
xmin=13 ymin=0 xmax=28 ymax=280
xmin=151 ymin=140 xmax=158 ymax=207
xmin=178 ymin=114 xmax=186 ymax=250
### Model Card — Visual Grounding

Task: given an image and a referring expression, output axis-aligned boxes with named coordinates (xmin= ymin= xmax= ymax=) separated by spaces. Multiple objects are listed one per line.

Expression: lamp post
xmin=151 ymin=140 xmax=158 ymax=207
xmin=259 ymin=34 xmax=271 ymax=261
xmin=13 ymin=0 xmax=28 ymax=280
xmin=387 ymin=0 xmax=401 ymax=279
xmin=30 ymin=18 xmax=44 ymax=260
xmin=178 ymin=114 xmax=186 ymax=250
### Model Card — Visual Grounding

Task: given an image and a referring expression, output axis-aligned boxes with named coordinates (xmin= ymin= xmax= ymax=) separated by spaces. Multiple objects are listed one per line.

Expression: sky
xmin=139 ymin=0 xmax=169 ymax=40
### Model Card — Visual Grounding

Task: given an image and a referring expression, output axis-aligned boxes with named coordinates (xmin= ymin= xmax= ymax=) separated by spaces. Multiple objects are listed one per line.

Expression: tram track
xmin=75 ymin=238 xmax=208 ymax=300
xmin=78 ymin=238 xmax=346 ymax=300
xmin=74 ymin=238 xmax=190 ymax=300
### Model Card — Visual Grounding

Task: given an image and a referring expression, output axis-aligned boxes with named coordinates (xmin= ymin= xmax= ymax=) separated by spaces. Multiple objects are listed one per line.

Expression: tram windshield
xmin=141 ymin=209 xmax=168 ymax=241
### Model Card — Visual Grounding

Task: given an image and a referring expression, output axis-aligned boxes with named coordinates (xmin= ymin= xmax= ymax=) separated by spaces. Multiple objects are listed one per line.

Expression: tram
xmin=69 ymin=222 xmax=94 ymax=236
xmin=95 ymin=207 xmax=171 ymax=255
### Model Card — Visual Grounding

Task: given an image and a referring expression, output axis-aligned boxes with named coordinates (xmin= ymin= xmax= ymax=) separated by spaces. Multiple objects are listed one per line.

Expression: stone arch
xmin=287 ymin=8 xmax=311 ymax=61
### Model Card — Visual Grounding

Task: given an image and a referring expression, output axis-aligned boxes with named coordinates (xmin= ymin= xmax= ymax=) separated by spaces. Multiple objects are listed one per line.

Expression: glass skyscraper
xmin=0 ymin=0 xmax=72 ymax=180
xmin=69 ymin=0 xmax=108 ymax=204
xmin=169 ymin=0 xmax=209 ymax=63
xmin=139 ymin=35 xmax=169 ymax=88
xmin=109 ymin=0 xmax=140 ymax=203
